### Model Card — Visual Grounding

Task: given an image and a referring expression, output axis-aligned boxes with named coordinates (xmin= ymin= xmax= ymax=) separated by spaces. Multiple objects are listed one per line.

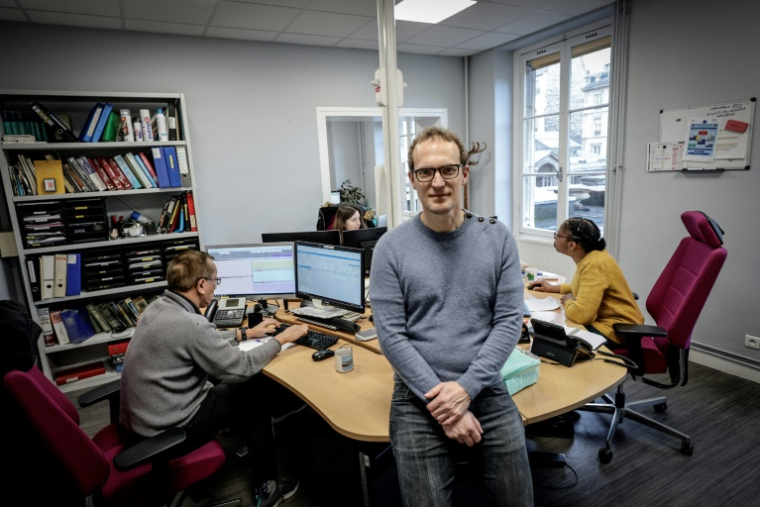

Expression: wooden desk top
xmin=261 ymin=288 xmax=626 ymax=442
xmin=263 ymin=339 xmax=393 ymax=442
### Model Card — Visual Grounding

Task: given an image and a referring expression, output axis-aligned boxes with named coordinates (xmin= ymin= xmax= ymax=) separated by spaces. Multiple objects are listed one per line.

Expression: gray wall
xmin=468 ymin=0 xmax=760 ymax=366
xmin=0 ymin=21 xmax=464 ymax=248
xmin=619 ymin=0 xmax=760 ymax=362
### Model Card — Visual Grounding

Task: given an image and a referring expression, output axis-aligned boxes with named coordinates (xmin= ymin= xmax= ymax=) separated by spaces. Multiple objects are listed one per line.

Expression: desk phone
xmin=212 ymin=298 xmax=247 ymax=327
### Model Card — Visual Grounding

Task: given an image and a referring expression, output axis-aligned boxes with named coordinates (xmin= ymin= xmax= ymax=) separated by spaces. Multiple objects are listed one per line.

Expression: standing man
xmin=371 ymin=127 xmax=532 ymax=506
xmin=120 ymin=249 xmax=309 ymax=507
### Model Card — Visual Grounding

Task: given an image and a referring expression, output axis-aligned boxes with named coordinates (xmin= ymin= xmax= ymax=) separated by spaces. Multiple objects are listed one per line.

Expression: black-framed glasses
xmin=413 ymin=164 xmax=461 ymax=182
xmin=201 ymin=277 xmax=222 ymax=285
xmin=553 ymin=232 xmax=570 ymax=241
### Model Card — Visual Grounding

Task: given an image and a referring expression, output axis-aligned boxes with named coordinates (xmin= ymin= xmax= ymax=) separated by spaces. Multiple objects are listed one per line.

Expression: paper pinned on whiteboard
xmin=682 ymin=118 xmax=719 ymax=162
xmin=647 ymin=142 xmax=683 ymax=171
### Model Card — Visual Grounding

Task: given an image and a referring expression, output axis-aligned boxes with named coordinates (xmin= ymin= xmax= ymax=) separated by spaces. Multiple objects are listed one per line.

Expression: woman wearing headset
xmin=529 ymin=217 xmax=643 ymax=347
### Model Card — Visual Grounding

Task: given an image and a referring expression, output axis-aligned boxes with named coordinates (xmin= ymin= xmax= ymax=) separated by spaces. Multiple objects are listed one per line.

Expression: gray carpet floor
xmin=69 ymin=362 xmax=760 ymax=507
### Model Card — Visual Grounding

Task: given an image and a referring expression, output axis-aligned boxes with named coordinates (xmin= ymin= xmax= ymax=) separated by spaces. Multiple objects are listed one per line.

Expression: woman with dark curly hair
xmin=529 ymin=217 xmax=643 ymax=346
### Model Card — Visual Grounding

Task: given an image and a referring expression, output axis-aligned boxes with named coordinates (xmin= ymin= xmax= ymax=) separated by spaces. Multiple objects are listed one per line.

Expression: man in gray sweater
xmin=371 ymin=127 xmax=532 ymax=506
xmin=120 ymin=250 xmax=308 ymax=507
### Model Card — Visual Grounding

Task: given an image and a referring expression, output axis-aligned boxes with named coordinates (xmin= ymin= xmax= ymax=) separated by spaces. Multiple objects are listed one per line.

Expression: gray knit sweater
xmin=120 ymin=290 xmax=281 ymax=437
xmin=370 ymin=213 xmax=523 ymax=402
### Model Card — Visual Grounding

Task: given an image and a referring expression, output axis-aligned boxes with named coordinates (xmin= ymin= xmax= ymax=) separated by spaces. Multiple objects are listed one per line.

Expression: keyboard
xmin=523 ymin=301 xmax=531 ymax=318
xmin=274 ymin=323 xmax=338 ymax=350
xmin=341 ymin=311 xmax=362 ymax=322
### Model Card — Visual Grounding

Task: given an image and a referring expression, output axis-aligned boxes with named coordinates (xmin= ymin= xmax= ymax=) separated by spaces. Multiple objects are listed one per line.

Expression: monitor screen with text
xmin=294 ymin=241 xmax=365 ymax=313
xmin=206 ymin=243 xmax=296 ymax=301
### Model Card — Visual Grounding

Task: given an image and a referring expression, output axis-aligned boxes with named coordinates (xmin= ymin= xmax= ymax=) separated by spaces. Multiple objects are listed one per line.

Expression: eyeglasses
xmin=201 ymin=277 xmax=222 ymax=285
xmin=553 ymin=232 xmax=571 ymax=241
xmin=413 ymin=164 xmax=461 ymax=182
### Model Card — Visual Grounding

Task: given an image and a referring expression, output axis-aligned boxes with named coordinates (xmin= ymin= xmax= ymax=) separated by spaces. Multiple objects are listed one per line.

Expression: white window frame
xmin=512 ymin=20 xmax=612 ymax=239
xmin=316 ymin=107 xmax=447 ymax=221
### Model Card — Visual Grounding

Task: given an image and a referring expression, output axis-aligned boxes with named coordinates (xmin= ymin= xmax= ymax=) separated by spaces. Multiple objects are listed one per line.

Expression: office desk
xmin=262 ymin=290 xmax=626 ymax=442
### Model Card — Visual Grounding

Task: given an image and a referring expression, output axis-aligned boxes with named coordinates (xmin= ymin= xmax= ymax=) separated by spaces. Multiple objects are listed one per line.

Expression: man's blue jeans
xmin=390 ymin=382 xmax=533 ymax=507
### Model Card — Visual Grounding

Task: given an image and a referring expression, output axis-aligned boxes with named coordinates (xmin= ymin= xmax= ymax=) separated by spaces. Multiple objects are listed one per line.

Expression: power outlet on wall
xmin=746 ymin=335 xmax=760 ymax=350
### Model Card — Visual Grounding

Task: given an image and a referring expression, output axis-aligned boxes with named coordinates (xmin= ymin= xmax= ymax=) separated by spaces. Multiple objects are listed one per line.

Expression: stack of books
xmin=157 ymin=190 xmax=197 ymax=234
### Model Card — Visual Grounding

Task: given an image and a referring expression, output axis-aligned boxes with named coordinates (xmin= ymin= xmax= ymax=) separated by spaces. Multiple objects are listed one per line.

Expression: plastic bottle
xmin=130 ymin=211 xmax=152 ymax=225
xmin=120 ymin=109 xmax=134 ymax=141
xmin=155 ymin=108 xmax=168 ymax=141
xmin=133 ymin=119 xmax=143 ymax=142
xmin=140 ymin=109 xmax=153 ymax=141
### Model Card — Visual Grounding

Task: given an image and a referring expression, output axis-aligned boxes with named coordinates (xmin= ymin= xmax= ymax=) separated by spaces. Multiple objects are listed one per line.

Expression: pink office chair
xmin=3 ymin=365 xmax=226 ymax=506
xmin=579 ymin=211 xmax=727 ymax=464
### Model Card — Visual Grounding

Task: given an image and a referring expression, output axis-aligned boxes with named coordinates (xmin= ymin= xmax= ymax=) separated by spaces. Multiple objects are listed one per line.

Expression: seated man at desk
xmin=529 ymin=217 xmax=643 ymax=348
xmin=371 ymin=126 xmax=532 ymax=506
xmin=120 ymin=250 xmax=308 ymax=507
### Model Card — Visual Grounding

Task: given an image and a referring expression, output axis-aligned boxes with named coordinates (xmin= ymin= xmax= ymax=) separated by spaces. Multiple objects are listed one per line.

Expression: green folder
xmin=100 ymin=111 xmax=121 ymax=142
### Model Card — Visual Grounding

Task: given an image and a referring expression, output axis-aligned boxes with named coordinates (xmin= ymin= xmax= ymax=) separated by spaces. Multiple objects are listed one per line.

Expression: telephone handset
xmin=209 ymin=298 xmax=246 ymax=327
xmin=529 ymin=319 xmax=594 ymax=367
xmin=204 ymin=299 xmax=219 ymax=322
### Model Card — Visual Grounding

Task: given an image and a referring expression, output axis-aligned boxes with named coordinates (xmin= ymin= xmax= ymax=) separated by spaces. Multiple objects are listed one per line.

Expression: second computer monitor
xmin=206 ymin=243 xmax=296 ymax=301
xmin=342 ymin=227 xmax=387 ymax=276
xmin=261 ymin=230 xmax=342 ymax=246
xmin=294 ymin=241 xmax=365 ymax=313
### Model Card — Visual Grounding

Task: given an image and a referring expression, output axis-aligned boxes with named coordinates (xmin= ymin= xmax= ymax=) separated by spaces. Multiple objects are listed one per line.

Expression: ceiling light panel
xmin=395 ymin=0 xmax=476 ymax=25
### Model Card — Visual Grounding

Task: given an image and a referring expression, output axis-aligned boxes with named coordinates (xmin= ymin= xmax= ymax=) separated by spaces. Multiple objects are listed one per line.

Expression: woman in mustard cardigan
xmin=529 ymin=217 xmax=643 ymax=346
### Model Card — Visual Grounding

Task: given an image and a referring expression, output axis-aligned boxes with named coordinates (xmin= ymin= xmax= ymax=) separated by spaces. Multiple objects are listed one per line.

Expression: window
xmin=515 ymin=25 xmax=612 ymax=235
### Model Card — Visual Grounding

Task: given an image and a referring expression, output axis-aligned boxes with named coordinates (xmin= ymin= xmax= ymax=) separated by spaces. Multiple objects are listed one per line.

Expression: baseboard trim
xmin=690 ymin=342 xmax=760 ymax=384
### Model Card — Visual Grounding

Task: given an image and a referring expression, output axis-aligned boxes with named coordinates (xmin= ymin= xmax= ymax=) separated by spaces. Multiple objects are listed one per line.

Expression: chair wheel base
xmin=681 ymin=441 xmax=694 ymax=456
xmin=598 ymin=447 xmax=613 ymax=464
xmin=653 ymin=403 xmax=668 ymax=414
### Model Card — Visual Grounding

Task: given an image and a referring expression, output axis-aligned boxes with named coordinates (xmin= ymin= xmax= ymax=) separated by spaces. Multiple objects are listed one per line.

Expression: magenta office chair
xmin=578 ymin=211 xmax=727 ymax=464
xmin=3 ymin=365 xmax=226 ymax=506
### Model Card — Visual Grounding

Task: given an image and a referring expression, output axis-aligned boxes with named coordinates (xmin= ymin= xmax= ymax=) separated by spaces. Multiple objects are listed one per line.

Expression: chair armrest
xmin=113 ymin=427 xmax=187 ymax=472
xmin=78 ymin=379 xmax=121 ymax=408
xmin=613 ymin=324 xmax=668 ymax=337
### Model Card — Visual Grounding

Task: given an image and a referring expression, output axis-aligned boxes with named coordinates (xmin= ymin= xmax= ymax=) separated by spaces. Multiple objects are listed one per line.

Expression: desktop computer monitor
xmin=342 ymin=227 xmax=387 ymax=276
xmin=294 ymin=241 xmax=365 ymax=313
xmin=261 ymin=230 xmax=341 ymax=246
xmin=206 ymin=243 xmax=296 ymax=302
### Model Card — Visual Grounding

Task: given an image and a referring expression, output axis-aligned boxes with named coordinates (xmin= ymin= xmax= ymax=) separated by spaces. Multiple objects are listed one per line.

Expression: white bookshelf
xmin=0 ymin=90 xmax=204 ymax=390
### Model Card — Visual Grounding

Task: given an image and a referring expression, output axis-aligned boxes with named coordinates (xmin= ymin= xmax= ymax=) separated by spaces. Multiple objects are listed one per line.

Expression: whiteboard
xmin=657 ymin=98 xmax=755 ymax=171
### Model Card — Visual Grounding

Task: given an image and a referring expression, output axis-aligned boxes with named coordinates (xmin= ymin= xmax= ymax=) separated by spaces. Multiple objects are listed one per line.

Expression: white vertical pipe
xmin=377 ymin=0 xmax=402 ymax=229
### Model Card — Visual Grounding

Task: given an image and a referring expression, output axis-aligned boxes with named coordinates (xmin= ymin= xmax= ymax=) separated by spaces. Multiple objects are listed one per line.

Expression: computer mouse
xmin=312 ymin=349 xmax=335 ymax=361
xmin=529 ymin=284 xmax=541 ymax=290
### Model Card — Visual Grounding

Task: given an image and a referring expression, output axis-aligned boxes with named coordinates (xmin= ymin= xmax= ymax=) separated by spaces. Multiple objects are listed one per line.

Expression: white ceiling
xmin=0 ymin=0 xmax=613 ymax=57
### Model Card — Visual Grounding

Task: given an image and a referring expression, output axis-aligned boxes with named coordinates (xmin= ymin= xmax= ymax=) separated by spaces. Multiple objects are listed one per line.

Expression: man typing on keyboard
xmin=121 ymin=250 xmax=308 ymax=507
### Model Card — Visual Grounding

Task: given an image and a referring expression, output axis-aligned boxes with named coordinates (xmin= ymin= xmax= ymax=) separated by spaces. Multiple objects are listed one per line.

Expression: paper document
xmin=239 ymin=336 xmax=271 ymax=352
xmin=292 ymin=306 xmax=347 ymax=319
xmin=525 ymin=298 xmax=561 ymax=312
xmin=239 ymin=336 xmax=294 ymax=352
xmin=563 ymin=326 xmax=607 ymax=351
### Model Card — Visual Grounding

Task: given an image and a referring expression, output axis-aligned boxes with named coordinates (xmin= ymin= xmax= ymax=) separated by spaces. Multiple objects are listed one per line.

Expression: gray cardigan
xmin=120 ymin=290 xmax=281 ymax=437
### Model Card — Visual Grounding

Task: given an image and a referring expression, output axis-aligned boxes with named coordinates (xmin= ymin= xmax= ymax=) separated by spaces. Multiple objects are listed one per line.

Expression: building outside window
xmin=515 ymin=25 xmax=611 ymax=235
